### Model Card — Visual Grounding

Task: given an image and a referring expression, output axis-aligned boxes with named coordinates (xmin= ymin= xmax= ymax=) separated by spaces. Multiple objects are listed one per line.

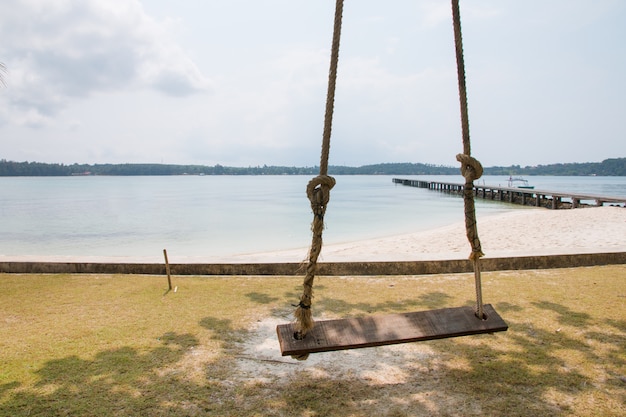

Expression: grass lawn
xmin=1 ymin=265 xmax=625 ymax=416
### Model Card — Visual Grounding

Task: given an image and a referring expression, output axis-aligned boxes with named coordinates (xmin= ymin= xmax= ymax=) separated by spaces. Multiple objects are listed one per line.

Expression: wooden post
xmin=163 ymin=249 xmax=172 ymax=291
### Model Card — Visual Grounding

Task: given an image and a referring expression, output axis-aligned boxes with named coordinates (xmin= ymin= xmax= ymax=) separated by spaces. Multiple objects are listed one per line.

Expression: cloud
xmin=1 ymin=0 xmax=623 ymax=167
xmin=0 ymin=0 xmax=211 ymax=126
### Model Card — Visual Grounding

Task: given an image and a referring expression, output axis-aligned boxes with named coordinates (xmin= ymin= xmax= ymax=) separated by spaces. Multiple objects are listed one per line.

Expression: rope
xmin=293 ymin=0 xmax=344 ymax=351
xmin=451 ymin=0 xmax=485 ymax=319
xmin=320 ymin=0 xmax=344 ymax=177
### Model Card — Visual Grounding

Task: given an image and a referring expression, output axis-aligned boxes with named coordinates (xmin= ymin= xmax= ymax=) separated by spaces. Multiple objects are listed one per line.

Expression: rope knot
xmin=456 ymin=154 xmax=483 ymax=182
xmin=306 ymin=175 xmax=336 ymax=216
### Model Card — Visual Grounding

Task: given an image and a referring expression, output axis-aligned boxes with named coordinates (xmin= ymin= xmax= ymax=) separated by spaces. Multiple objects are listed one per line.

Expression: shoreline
xmin=236 ymin=205 xmax=626 ymax=263
xmin=1 ymin=206 xmax=624 ymax=265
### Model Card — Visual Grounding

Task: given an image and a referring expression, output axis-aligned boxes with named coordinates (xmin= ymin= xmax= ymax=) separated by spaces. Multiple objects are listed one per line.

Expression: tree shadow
xmin=245 ymin=292 xmax=279 ymax=305
xmin=606 ymin=318 xmax=626 ymax=332
xmin=0 ymin=382 xmax=20 ymax=397
xmin=495 ymin=301 xmax=524 ymax=313
xmin=437 ymin=312 xmax=607 ymax=416
xmin=531 ymin=301 xmax=592 ymax=326
xmin=415 ymin=291 xmax=454 ymax=310
xmin=199 ymin=316 xmax=233 ymax=334
xmin=1 ymin=299 xmax=622 ymax=416
xmin=0 ymin=332 xmax=201 ymax=416
xmin=313 ymin=291 xmax=454 ymax=317
xmin=270 ymin=297 xmax=625 ymax=416
xmin=427 ymin=298 xmax=626 ymax=415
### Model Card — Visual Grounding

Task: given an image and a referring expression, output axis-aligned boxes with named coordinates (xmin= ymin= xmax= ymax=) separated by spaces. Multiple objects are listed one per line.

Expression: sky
xmin=1 ymin=0 xmax=625 ymax=168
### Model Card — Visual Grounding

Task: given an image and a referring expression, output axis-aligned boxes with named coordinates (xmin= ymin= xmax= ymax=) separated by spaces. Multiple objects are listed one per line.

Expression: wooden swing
xmin=277 ymin=0 xmax=508 ymax=359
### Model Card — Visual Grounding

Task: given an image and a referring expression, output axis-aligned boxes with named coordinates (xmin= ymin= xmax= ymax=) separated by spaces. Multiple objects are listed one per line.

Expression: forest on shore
xmin=1 ymin=157 xmax=624 ymax=176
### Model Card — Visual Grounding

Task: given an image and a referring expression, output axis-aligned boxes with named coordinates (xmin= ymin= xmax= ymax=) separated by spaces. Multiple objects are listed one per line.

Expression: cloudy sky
xmin=1 ymin=0 xmax=624 ymax=168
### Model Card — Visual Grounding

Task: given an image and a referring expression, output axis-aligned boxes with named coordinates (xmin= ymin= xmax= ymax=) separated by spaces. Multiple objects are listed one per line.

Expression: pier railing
xmin=392 ymin=178 xmax=626 ymax=209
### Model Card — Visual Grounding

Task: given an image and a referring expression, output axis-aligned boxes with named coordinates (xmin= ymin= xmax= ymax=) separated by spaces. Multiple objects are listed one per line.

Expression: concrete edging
xmin=1 ymin=252 xmax=624 ymax=275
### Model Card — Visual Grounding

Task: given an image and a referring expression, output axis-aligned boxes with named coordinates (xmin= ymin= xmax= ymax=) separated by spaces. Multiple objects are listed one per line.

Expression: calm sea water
xmin=1 ymin=175 xmax=624 ymax=258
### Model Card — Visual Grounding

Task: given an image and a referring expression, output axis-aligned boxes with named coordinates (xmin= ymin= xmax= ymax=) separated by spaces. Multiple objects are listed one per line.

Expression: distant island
xmin=1 ymin=158 xmax=625 ymax=176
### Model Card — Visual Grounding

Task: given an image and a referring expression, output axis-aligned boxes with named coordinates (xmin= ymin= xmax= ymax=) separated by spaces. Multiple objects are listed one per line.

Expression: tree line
xmin=0 ymin=158 xmax=624 ymax=176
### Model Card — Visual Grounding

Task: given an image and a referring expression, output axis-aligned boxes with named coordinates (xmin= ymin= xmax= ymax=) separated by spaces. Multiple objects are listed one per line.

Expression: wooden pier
xmin=392 ymin=178 xmax=626 ymax=209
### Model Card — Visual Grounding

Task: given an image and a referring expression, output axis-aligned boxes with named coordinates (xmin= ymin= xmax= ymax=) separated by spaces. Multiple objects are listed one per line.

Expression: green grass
xmin=1 ymin=266 xmax=625 ymax=416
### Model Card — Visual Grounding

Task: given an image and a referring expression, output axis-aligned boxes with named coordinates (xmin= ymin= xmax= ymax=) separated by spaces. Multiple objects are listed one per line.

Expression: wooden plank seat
xmin=277 ymin=304 xmax=507 ymax=357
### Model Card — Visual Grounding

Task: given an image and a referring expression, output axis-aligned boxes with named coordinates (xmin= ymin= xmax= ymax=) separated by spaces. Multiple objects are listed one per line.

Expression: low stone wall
xmin=1 ymin=252 xmax=625 ymax=276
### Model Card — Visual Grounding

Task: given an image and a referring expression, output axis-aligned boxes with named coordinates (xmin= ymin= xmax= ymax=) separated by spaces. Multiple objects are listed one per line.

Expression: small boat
xmin=507 ymin=176 xmax=534 ymax=189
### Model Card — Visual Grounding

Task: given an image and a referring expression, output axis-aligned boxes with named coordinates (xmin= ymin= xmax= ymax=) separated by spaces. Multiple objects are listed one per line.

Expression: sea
xmin=1 ymin=175 xmax=625 ymax=259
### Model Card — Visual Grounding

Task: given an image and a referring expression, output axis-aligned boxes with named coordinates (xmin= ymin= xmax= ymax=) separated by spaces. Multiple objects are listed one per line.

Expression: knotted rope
xmin=456 ymin=153 xmax=484 ymax=261
xmin=293 ymin=0 xmax=344 ymax=352
xmin=452 ymin=0 xmax=485 ymax=319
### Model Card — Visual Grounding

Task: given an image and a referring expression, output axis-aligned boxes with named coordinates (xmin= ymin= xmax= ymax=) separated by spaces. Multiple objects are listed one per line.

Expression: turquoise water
xmin=1 ymin=175 xmax=624 ymax=258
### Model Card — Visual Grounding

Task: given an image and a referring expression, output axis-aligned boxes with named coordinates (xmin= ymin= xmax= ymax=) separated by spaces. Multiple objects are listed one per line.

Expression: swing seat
xmin=277 ymin=304 xmax=507 ymax=356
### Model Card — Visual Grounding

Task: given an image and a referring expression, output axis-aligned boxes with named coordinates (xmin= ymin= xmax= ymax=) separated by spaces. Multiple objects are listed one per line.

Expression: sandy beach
xmin=228 ymin=205 xmax=626 ymax=263
xmin=1 ymin=206 xmax=624 ymax=264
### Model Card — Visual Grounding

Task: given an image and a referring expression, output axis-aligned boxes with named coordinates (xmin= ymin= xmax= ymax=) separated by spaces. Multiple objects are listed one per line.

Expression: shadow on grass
xmin=447 ymin=298 xmax=625 ymax=415
xmin=267 ymin=297 xmax=624 ymax=416
xmin=0 ymin=332 xmax=201 ymax=416
xmin=0 ymin=382 xmax=19 ymax=397
xmin=245 ymin=292 xmax=279 ymax=305
xmin=531 ymin=301 xmax=592 ymax=326
xmin=298 ymin=297 xmax=623 ymax=415
xmin=199 ymin=316 xmax=247 ymax=348
xmin=1 ymin=300 xmax=623 ymax=416
xmin=313 ymin=291 xmax=454 ymax=316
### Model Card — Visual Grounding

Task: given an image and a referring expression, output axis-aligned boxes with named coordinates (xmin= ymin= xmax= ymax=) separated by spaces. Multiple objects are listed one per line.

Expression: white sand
xmin=226 ymin=205 xmax=626 ymax=263
xmin=2 ymin=206 xmax=624 ymax=264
